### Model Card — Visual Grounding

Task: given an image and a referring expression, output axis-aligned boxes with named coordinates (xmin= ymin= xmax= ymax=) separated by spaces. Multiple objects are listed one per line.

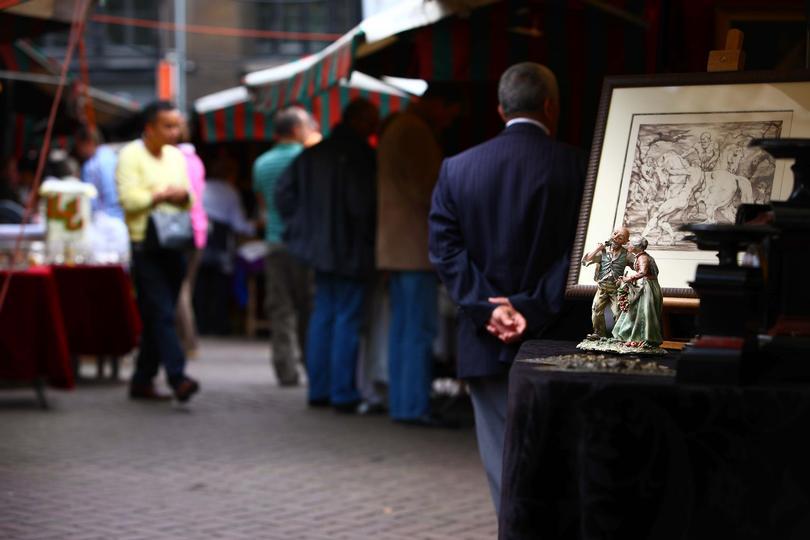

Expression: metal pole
xmin=174 ymin=0 xmax=186 ymax=114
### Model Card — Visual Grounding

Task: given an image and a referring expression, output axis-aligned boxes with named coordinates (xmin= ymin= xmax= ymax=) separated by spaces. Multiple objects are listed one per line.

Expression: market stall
xmin=243 ymin=0 xmax=661 ymax=149
xmin=1 ymin=39 xmax=140 ymax=158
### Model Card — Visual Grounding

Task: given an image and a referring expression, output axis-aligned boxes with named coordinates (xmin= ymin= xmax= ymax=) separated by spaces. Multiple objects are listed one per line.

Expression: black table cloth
xmin=500 ymin=340 xmax=810 ymax=540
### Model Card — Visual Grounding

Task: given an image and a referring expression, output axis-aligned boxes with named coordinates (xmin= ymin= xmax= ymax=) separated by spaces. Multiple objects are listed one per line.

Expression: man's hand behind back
xmin=486 ymin=297 xmax=527 ymax=344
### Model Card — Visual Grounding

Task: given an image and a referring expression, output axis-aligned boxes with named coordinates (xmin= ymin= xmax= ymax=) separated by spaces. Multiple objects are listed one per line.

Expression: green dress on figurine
xmin=612 ymin=249 xmax=663 ymax=346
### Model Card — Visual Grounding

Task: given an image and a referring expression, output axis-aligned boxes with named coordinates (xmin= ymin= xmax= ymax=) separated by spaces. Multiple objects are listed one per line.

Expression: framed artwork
xmin=566 ymin=70 xmax=810 ymax=298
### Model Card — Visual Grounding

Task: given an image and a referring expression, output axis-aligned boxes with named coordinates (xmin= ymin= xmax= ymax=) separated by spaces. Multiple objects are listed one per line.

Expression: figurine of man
xmin=581 ymin=226 xmax=634 ymax=337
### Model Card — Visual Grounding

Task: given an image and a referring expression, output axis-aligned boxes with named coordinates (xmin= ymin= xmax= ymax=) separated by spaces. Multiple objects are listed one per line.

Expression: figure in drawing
xmin=623 ymin=120 xmax=781 ymax=250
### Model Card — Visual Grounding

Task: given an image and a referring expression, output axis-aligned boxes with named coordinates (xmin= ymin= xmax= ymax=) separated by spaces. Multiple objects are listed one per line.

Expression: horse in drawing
xmin=640 ymin=146 xmax=754 ymax=244
xmin=698 ymin=145 xmax=754 ymax=224
xmin=640 ymin=151 xmax=703 ymax=245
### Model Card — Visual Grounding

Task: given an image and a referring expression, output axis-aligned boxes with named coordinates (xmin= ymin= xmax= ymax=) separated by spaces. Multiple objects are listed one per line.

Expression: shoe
xmin=278 ymin=378 xmax=300 ymax=388
xmin=308 ymin=398 xmax=330 ymax=408
xmin=356 ymin=401 xmax=387 ymax=415
xmin=129 ymin=384 xmax=172 ymax=401
xmin=172 ymin=377 xmax=200 ymax=403
xmin=333 ymin=400 xmax=362 ymax=414
xmin=395 ymin=414 xmax=460 ymax=429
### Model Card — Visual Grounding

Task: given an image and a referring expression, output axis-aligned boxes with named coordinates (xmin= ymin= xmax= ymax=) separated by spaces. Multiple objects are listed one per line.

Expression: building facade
xmin=36 ymin=0 xmax=362 ymax=112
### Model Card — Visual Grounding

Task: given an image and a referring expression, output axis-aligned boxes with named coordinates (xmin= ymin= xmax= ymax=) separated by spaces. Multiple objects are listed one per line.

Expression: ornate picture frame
xmin=566 ymin=70 xmax=810 ymax=299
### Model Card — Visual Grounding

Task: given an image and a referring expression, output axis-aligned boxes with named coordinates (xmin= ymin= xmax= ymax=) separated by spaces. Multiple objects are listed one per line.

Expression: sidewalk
xmin=0 ymin=338 xmax=497 ymax=540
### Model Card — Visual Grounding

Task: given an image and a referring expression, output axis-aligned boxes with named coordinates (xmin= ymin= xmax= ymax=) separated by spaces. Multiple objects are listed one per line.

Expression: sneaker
xmin=356 ymin=401 xmax=387 ymax=415
xmin=172 ymin=377 xmax=200 ymax=403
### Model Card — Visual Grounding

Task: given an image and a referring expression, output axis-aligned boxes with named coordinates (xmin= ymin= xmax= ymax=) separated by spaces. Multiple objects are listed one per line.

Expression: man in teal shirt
xmin=253 ymin=106 xmax=319 ymax=386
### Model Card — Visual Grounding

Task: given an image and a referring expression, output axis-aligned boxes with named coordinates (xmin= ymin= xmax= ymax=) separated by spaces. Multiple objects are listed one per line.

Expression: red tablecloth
xmin=50 ymin=265 xmax=142 ymax=357
xmin=0 ymin=266 xmax=74 ymax=389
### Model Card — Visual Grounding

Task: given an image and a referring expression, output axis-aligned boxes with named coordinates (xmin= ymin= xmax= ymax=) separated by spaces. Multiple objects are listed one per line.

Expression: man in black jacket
xmin=275 ymin=99 xmax=379 ymax=412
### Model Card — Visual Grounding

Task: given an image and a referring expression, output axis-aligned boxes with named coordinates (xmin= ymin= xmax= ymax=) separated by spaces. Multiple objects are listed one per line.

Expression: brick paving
xmin=0 ymin=338 xmax=497 ymax=539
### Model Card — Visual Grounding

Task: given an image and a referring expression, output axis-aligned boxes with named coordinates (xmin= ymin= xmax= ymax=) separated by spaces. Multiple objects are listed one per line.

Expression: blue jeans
xmin=131 ymin=245 xmax=187 ymax=387
xmin=306 ymin=272 xmax=365 ymax=405
xmin=387 ymin=271 xmax=438 ymax=420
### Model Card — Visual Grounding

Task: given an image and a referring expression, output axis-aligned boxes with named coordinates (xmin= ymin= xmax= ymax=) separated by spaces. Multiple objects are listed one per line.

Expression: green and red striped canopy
xmin=196 ymin=72 xmax=412 ymax=144
xmin=354 ymin=0 xmax=660 ymax=148
xmin=0 ymin=38 xmax=60 ymax=74
xmin=244 ymin=31 xmax=360 ymax=114
xmin=242 ymin=0 xmax=495 ymax=114
xmin=309 ymin=79 xmax=411 ymax=138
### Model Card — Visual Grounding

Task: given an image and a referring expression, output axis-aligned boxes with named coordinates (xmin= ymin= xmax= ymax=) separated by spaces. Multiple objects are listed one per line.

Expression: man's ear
xmin=497 ymin=104 xmax=508 ymax=123
xmin=543 ymin=98 xmax=559 ymax=134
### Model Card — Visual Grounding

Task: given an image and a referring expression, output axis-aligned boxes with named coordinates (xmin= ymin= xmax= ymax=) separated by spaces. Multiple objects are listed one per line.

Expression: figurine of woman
xmin=612 ymin=236 xmax=663 ymax=346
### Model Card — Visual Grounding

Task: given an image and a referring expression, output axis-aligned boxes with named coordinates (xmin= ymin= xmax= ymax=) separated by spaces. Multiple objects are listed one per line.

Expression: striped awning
xmin=354 ymin=0 xmax=661 ymax=148
xmin=1 ymin=0 xmax=84 ymax=22
xmin=196 ymin=72 xmax=412 ymax=144
xmin=243 ymin=0 xmax=496 ymax=113
xmin=245 ymin=31 xmax=360 ymax=114
xmin=0 ymin=38 xmax=59 ymax=74
xmin=1 ymin=39 xmax=140 ymax=156
xmin=309 ymin=72 xmax=412 ymax=139
xmin=0 ymin=40 xmax=140 ymax=119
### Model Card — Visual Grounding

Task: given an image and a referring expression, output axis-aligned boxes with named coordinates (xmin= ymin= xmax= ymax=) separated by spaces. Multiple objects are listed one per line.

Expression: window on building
xmin=253 ymin=0 xmax=360 ymax=58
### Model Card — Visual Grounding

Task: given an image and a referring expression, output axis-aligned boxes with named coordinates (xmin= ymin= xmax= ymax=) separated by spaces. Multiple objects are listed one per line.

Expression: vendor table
xmin=500 ymin=340 xmax=810 ymax=540
xmin=0 ymin=267 xmax=74 ymax=405
xmin=1 ymin=265 xmax=142 ymax=406
xmin=50 ymin=264 xmax=141 ymax=378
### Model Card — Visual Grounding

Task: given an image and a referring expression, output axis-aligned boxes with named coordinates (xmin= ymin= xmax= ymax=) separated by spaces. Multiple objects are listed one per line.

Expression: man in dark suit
xmin=428 ymin=63 xmax=585 ymax=513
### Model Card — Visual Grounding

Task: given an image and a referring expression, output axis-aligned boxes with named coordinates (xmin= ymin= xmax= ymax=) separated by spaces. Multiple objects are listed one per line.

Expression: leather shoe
xmin=333 ymin=400 xmax=362 ymax=414
xmin=172 ymin=377 xmax=200 ymax=403
xmin=395 ymin=414 xmax=460 ymax=429
xmin=129 ymin=384 xmax=172 ymax=401
xmin=308 ymin=398 xmax=330 ymax=408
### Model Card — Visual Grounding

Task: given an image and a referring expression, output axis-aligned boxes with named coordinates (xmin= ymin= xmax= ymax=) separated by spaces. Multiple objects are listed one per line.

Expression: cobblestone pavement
xmin=1 ymin=338 xmax=497 ymax=539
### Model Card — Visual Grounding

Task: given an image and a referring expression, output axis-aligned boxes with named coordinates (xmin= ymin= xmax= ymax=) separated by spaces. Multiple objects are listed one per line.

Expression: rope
xmin=89 ymin=13 xmax=343 ymax=42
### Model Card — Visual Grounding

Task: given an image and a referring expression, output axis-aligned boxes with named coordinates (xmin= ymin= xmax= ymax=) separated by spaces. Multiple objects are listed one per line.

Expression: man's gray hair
xmin=498 ymin=62 xmax=559 ymax=116
xmin=630 ymin=236 xmax=648 ymax=250
xmin=273 ymin=106 xmax=308 ymax=138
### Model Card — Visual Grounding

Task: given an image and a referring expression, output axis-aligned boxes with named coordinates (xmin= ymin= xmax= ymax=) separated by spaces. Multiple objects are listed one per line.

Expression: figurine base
xmin=576 ymin=336 xmax=667 ymax=356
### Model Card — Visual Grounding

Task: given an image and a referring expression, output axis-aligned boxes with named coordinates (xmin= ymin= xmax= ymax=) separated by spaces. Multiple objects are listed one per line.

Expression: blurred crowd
xmin=2 ymin=63 xmax=580 ymax=515
xmin=0 ymin=87 xmax=463 ymax=426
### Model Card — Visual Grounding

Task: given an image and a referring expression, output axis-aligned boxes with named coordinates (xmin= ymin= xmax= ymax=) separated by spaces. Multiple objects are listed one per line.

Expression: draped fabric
xmin=0 ymin=267 xmax=73 ymax=389
xmin=500 ymin=340 xmax=810 ymax=540
xmin=50 ymin=265 xmax=142 ymax=357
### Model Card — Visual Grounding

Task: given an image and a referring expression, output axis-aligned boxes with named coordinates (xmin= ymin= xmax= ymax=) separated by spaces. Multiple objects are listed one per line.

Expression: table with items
xmin=499 ymin=340 xmax=810 ymax=540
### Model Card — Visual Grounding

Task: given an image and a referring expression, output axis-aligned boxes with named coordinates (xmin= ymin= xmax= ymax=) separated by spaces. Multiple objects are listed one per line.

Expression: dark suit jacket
xmin=428 ymin=122 xmax=585 ymax=378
